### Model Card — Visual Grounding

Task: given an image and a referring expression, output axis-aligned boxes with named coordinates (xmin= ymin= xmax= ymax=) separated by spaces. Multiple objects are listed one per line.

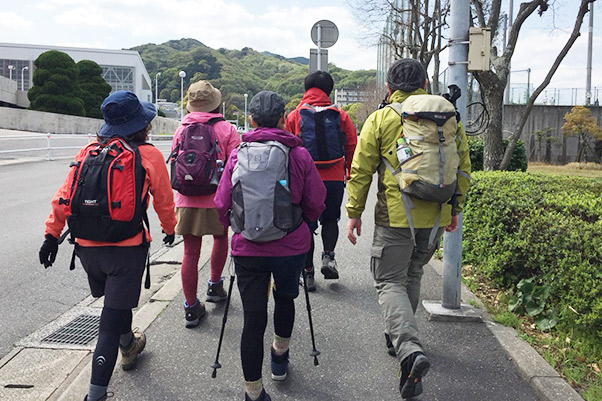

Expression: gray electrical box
xmin=468 ymin=27 xmax=491 ymax=71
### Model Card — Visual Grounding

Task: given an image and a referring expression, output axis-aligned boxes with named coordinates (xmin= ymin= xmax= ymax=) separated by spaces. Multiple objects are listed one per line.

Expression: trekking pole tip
xmin=210 ymin=362 xmax=222 ymax=378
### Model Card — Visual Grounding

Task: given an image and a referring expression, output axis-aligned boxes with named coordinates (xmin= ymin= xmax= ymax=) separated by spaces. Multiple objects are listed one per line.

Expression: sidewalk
xmin=0 ymin=231 xmax=584 ymax=401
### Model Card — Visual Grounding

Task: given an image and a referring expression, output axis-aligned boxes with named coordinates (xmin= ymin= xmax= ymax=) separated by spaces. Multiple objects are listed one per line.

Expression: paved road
xmin=103 ymin=184 xmax=540 ymax=401
xmin=0 ymin=133 xmax=172 ymax=359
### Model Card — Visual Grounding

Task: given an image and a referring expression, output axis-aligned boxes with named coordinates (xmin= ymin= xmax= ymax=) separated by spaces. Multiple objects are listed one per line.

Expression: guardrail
xmin=0 ymin=133 xmax=174 ymax=160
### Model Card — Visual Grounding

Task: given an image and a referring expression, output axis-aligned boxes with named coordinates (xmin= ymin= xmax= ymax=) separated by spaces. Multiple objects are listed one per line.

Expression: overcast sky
xmin=1 ymin=0 xmax=600 ymax=93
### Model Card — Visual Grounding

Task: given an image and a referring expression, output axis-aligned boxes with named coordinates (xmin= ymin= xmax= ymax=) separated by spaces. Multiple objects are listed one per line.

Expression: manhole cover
xmin=42 ymin=314 xmax=100 ymax=345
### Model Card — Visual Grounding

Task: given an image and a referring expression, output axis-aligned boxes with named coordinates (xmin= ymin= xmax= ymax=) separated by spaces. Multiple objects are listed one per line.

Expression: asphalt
xmin=0 ymin=157 xmax=585 ymax=401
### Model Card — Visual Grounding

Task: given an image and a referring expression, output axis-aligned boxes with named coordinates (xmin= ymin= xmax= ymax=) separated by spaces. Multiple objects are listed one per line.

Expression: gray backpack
xmin=230 ymin=140 xmax=303 ymax=242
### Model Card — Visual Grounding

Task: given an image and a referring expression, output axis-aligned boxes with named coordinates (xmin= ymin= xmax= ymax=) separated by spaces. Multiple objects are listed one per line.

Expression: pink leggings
xmin=181 ymin=230 xmax=229 ymax=306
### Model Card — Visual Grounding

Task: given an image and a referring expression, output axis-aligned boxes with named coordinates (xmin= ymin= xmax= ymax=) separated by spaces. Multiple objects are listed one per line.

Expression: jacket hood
xmin=181 ymin=111 xmax=224 ymax=125
xmin=242 ymin=127 xmax=302 ymax=148
xmin=298 ymin=87 xmax=332 ymax=107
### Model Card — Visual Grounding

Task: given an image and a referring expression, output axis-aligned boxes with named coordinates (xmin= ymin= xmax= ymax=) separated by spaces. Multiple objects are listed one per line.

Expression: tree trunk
xmin=475 ymin=71 xmax=505 ymax=170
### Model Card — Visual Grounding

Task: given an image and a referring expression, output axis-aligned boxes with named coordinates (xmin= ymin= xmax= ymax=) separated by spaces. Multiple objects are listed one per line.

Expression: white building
xmin=0 ymin=42 xmax=152 ymax=106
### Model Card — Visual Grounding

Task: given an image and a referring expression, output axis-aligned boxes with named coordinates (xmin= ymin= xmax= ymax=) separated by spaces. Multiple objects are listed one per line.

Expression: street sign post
xmin=309 ymin=49 xmax=328 ymax=74
xmin=310 ymin=20 xmax=338 ymax=71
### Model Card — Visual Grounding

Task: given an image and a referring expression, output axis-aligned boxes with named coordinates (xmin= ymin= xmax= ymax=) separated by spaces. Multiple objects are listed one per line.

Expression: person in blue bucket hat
xmin=39 ymin=90 xmax=177 ymax=401
xmin=98 ymin=90 xmax=158 ymax=137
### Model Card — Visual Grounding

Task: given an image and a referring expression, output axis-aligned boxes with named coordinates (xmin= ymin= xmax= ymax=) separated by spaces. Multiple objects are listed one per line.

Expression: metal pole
xmin=155 ymin=72 xmax=161 ymax=110
xmin=586 ymin=2 xmax=594 ymax=105
xmin=46 ymin=133 xmax=51 ymax=161
xmin=527 ymin=68 xmax=531 ymax=101
xmin=21 ymin=66 xmax=28 ymax=91
xmin=222 ymin=101 xmax=225 ymax=117
xmin=442 ymin=0 xmax=469 ymax=310
xmin=244 ymin=93 xmax=248 ymax=131
xmin=317 ymin=23 xmax=322 ymax=71
xmin=505 ymin=0 xmax=513 ymax=104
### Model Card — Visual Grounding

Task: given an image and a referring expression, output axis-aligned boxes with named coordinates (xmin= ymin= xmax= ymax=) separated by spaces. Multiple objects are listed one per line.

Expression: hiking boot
xmin=120 ymin=331 xmax=146 ymax=371
xmin=184 ymin=299 xmax=206 ymax=328
xmin=270 ymin=347 xmax=289 ymax=381
xmin=320 ymin=251 xmax=339 ymax=279
xmin=244 ymin=388 xmax=272 ymax=401
xmin=303 ymin=268 xmax=316 ymax=292
xmin=399 ymin=352 xmax=431 ymax=399
xmin=206 ymin=279 xmax=228 ymax=303
xmin=385 ymin=333 xmax=396 ymax=357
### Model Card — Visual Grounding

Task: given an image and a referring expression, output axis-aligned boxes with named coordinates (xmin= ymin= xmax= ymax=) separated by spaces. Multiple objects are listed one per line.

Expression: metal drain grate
xmin=42 ymin=314 xmax=100 ymax=345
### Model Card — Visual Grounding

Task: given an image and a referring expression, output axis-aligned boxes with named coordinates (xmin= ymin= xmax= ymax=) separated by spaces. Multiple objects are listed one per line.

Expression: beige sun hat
xmin=186 ymin=80 xmax=222 ymax=113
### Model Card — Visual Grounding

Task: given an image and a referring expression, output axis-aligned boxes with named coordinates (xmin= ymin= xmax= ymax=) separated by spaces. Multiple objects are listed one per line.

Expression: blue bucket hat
xmin=98 ymin=90 xmax=157 ymax=137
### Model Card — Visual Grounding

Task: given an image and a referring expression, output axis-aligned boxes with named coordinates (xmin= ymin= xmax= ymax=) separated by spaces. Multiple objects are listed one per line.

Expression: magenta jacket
xmin=214 ymin=127 xmax=326 ymax=257
xmin=171 ymin=112 xmax=241 ymax=209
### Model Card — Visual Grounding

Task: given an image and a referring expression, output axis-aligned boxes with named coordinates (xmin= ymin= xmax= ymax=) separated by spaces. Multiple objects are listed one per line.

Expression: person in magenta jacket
xmin=171 ymin=80 xmax=241 ymax=328
xmin=215 ymin=91 xmax=326 ymax=401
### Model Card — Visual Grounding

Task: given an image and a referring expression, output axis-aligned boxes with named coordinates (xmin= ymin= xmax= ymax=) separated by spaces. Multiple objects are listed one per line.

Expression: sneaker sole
xmin=320 ymin=266 xmax=339 ymax=279
xmin=205 ymin=295 xmax=228 ymax=303
xmin=401 ymin=355 xmax=430 ymax=398
xmin=271 ymin=372 xmax=287 ymax=381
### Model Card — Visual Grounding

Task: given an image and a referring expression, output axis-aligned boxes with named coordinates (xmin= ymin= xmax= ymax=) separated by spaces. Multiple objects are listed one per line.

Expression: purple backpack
xmin=168 ymin=117 xmax=224 ymax=196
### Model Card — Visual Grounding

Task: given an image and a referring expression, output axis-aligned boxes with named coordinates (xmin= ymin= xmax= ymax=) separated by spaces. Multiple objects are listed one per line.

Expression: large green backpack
xmin=382 ymin=94 xmax=459 ymax=246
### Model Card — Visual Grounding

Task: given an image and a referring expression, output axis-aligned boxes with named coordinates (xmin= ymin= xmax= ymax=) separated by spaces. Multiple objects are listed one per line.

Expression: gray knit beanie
xmin=387 ymin=59 xmax=426 ymax=93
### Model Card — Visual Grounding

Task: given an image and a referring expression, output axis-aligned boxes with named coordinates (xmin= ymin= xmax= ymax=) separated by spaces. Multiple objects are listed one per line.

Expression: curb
xmin=429 ymin=258 xmax=584 ymax=401
xmin=0 ymin=238 xmax=213 ymax=401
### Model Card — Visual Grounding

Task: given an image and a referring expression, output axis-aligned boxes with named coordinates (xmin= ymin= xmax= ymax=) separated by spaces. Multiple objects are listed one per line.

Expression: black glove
xmin=39 ymin=234 xmax=58 ymax=268
xmin=163 ymin=232 xmax=175 ymax=246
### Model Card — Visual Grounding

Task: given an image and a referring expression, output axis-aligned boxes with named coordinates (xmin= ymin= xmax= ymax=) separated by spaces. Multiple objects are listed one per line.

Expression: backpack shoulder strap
xmin=386 ymin=102 xmax=403 ymax=116
xmin=207 ymin=116 xmax=226 ymax=125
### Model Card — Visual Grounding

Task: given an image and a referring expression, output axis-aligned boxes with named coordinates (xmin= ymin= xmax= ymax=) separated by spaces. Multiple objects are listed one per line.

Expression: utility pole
xmin=585 ymin=2 xmax=594 ymax=105
xmin=423 ymin=0 xmax=480 ymax=322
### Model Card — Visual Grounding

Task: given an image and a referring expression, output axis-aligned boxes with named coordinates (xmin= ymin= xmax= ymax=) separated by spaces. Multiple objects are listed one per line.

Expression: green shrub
xmin=463 ymin=171 xmax=602 ymax=337
xmin=468 ymin=138 xmax=527 ymax=171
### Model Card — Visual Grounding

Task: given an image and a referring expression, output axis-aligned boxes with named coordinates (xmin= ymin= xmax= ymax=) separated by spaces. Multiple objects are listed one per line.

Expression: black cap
xmin=249 ymin=91 xmax=285 ymax=128
xmin=387 ymin=59 xmax=426 ymax=93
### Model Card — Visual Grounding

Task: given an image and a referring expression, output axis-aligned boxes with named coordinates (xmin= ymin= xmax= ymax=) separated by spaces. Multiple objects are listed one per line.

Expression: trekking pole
xmin=302 ymin=268 xmax=320 ymax=366
xmin=211 ymin=267 xmax=236 ymax=378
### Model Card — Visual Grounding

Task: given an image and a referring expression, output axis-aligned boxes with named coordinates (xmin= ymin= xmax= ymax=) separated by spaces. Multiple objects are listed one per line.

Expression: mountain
xmin=129 ymin=38 xmax=375 ymax=112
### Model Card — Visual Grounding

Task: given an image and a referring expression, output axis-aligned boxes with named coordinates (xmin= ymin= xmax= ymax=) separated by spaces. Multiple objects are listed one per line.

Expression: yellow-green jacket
xmin=345 ymin=88 xmax=471 ymax=228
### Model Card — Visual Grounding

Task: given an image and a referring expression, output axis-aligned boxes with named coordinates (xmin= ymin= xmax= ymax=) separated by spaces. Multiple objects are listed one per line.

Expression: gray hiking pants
xmin=370 ymin=225 xmax=444 ymax=363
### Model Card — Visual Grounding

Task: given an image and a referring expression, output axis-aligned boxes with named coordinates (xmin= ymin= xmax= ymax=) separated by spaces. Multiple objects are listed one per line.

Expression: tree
xmin=349 ymin=0 xmax=449 ymax=93
xmin=562 ymin=106 xmax=602 ymax=163
xmin=471 ymin=0 xmax=593 ymax=170
xmin=77 ymin=60 xmax=111 ymax=118
xmin=28 ymin=50 xmax=85 ymax=116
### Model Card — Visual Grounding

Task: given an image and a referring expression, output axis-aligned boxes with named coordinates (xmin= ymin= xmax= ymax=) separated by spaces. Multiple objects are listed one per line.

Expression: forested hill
xmin=129 ymin=38 xmax=376 ymax=112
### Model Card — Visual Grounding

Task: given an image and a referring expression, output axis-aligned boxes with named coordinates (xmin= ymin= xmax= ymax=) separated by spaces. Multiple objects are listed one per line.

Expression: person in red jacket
xmin=39 ymin=91 xmax=177 ymax=401
xmin=285 ymin=71 xmax=357 ymax=290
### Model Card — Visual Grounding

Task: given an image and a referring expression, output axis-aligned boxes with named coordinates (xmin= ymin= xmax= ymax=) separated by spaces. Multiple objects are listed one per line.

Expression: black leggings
xmin=240 ymin=291 xmax=295 ymax=381
xmin=305 ymin=219 xmax=339 ymax=268
xmin=90 ymin=307 xmax=132 ymax=386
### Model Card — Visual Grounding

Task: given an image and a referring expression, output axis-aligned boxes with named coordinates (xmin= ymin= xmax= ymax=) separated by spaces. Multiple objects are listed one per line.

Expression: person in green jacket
xmin=345 ymin=58 xmax=471 ymax=399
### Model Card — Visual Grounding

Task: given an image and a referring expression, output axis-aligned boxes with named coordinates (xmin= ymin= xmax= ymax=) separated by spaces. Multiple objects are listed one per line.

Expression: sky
xmin=0 ymin=0 xmax=600 ymax=95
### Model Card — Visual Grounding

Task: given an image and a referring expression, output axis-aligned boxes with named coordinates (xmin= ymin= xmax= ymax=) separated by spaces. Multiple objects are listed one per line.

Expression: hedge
xmin=463 ymin=171 xmax=602 ymax=336
xmin=468 ymin=138 xmax=528 ymax=172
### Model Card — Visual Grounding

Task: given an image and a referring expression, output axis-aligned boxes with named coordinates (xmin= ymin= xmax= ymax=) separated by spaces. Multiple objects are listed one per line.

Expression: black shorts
xmin=76 ymin=245 xmax=149 ymax=310
xmin=233 ymin=254 xmax=305 ymax=312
